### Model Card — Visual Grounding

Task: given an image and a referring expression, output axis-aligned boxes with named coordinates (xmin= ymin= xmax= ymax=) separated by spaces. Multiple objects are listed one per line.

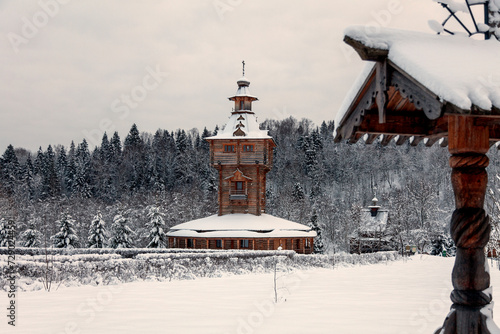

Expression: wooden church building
xmin=167 ymin=66 xmax=316 ymax=253
xmin=349 ymin=196 xmax=391 ymax=254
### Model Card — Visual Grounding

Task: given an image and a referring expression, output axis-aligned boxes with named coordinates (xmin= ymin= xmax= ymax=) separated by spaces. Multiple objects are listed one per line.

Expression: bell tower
xmin=205 ymin=63 xmax=276 ymax=216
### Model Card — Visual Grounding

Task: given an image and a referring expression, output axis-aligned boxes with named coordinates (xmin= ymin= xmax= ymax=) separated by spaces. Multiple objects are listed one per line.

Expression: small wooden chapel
xmin=350 ymin=196 xmax=391 ymax=254
xmin=167 ymin=64 xmax=316 ymax=253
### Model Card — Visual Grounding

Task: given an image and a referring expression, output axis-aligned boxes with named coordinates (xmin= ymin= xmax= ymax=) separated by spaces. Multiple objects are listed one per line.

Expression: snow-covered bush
xmin=430 ymin=234 xmax=456 ymax=256
xmin=20 ymin=221 xmax=42 ymax=248
xmin=0 ymin=250 xmax=400 ymax=291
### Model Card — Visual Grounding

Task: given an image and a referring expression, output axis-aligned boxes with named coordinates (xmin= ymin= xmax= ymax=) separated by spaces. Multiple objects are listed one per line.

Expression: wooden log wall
xmin=168 ymin=237 xmax=314 ymax=254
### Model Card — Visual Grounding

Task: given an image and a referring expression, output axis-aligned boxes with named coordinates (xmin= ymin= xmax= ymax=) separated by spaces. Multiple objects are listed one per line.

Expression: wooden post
xmin=488 ymin=1 xmax=500 ymax=40
xmin=436 ymin=115 xmax=495 ymax=333
xmin=218 ymin=165 xmax=223 ymax=216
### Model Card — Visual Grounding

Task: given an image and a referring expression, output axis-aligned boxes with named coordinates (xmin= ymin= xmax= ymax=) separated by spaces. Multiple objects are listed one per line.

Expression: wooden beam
xmin=437 ymin=114 xmax=493 ymax=332
xmin=357 ymin=113 xmax=441 ymax=137
xmin=343 ymin=35 xmax=389 ymax=61
xmin=425 ymin=137 xmax=441 ymax=147
xmin=365 ymin=134 xmax=379 ymax=144
xmin=348 ymin=133 xmax=365 ymax=144
xmin=376 ymin=60 xmax=388 ymax=124
xmin=410 ymin=136 xmax=423 ymax=146
xmin=381 ymin=134 xmax=395 ymax=146
xmin=396 ymin=135 xmax=410 ymax=146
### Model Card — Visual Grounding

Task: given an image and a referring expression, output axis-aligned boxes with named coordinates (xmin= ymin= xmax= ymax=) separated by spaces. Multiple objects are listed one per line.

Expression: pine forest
xmin=2 ymin=117 xmax=500 ymax=254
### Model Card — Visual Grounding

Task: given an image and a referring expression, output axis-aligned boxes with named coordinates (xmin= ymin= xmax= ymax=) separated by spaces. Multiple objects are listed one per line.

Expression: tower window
xmin=243 ymin=145 xmax=254 ymax=152
xmin=216 ymin=240 xmax=222 ymax=248
xmin=240 ymin=240 xmax=249 ymax=248
xmin=187 ymin=239 xmax=193 ymax=248
xmin=240 ymin=101 xmax=244 ymax=110
xmin=224 ymin=145 xmax=235 ymax=152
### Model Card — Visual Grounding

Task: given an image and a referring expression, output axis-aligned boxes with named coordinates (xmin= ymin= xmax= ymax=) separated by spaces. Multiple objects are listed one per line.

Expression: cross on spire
xmin=242 ymin=60 xmax=245 ymax=77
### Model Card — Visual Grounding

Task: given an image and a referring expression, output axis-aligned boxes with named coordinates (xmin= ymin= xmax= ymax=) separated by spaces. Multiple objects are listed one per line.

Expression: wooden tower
xmin=205 ymin=64 xmax=276 ymax=216
xmin=167 ymin=63 xmax=314 ymax=253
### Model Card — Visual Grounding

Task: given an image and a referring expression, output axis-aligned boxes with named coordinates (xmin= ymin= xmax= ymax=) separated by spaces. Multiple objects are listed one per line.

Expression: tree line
xmin=2 ymin=117 xmax=500 ymax=253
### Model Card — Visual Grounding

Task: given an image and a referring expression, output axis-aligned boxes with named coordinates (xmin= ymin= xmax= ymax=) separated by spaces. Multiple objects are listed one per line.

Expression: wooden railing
xmin=229 ymin=189 xmax=247 ymax=200
xmin=212 ymin=150 xmax=270 ymax=166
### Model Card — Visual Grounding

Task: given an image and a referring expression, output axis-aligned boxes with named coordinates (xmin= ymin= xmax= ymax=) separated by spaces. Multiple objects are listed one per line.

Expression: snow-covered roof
xmin=341 ymin=26 xmax=500 ymax=114
xmin=167 ymin=214 xmax=317 ymax=239
xmin=231 ymin=76 xmax=258 ymax=99
xmin=335 ymin=63 xmax=375 ymax=133
xmin=206 ymin=75 xmax=272 ymax=140
xmin=205 ymin=112 xmax=272 ymax=140
xmin=360 ymin=208 xmax=389 ymax=232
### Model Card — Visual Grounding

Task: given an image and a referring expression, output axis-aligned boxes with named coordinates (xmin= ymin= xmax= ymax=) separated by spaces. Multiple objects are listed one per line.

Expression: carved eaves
xmin=335 ymin=59 xmax=447 ymax=147
xmin=391 ymin=70 xmax=442 ymax=120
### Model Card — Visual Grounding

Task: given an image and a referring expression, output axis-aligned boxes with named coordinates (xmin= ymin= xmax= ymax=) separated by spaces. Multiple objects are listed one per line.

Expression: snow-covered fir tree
xmin=430 ymin=234 xmax=456 ymax=257
xmin=20 ymin=221 xmax=42 ymax=247
xmin=0 ymin=218 xmax=10 ymax=247
xmin=88 ymin=211 xmax=107 ymax=248
xmin=1 ymin=145 xmax=20 ymax=196
xmin=145 ymin=206 xmax=167 ymax=248
xmin=109 ymin=214 xmax=134 ymax=248
xmin=52 ymin=213 xmax=79 ymax=248
xmin=292 ymin=183 xmax=305 ymax=202
xmin=309 ymin=210 xmax=325 ymax=254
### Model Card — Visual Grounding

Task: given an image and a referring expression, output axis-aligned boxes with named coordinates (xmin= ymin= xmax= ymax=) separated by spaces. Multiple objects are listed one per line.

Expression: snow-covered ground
xmin=3 ymin=255 xmax=500 ymax=333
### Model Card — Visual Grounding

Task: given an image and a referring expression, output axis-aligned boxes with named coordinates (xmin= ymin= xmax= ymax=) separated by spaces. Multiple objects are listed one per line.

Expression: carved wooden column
xmin=437 ymin=115 xmax=493 ymax=333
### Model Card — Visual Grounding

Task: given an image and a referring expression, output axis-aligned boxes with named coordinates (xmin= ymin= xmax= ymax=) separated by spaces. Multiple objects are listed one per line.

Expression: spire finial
xmin=242 ymin=60 xmax=245 ymax=77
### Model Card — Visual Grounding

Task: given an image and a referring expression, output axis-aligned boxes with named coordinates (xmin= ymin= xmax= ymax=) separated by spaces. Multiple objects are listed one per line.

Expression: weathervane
xmin=242 ymin=60 xmax=245 ymax=77
xmin=429 ymin=0 xmax=493 ymax=39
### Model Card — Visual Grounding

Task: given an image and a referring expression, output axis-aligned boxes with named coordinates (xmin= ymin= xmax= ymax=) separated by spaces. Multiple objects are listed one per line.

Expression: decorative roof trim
xmin=224 ymin=168 xmax=253 ymax=181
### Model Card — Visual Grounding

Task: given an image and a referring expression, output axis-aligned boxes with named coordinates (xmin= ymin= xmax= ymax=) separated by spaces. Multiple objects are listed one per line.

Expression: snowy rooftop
xmin=336 ymin=26 xmax=500 ymax=128
xmin=232 ymin=76 xmax=258 ymax=98
xmin=359 ymin=208 xmax=389 ymax=232
xmin=167 ymin=213 xmax=317 ymax=238
xmin=205 ymin=112 xmax=272 ymax=140
xmin=206 ymin=75 xmax=272 ymax=140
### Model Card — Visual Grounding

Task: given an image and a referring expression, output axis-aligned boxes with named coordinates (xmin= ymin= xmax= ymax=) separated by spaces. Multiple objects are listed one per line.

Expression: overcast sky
xmin=0 ymin=0 xmax=447 ymax=152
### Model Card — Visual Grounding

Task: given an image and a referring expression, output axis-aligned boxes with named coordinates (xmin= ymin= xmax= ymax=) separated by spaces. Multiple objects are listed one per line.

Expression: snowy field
xmin=3 ymin=255 xmax=500 ymax=334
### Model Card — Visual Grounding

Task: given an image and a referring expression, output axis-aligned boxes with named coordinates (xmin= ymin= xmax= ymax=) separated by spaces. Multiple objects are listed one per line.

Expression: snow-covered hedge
xmin=0 ymin=247 xmax=280 ymax=257
xmin=0 ymin=250 xmax=399 ymax=291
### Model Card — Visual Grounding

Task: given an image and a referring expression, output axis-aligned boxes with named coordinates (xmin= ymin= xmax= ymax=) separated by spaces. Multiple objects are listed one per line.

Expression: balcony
xmin=212 ymin=150 xmax=270 ymax=166
xmin=229 ymin=189 xmax=247 ymax=200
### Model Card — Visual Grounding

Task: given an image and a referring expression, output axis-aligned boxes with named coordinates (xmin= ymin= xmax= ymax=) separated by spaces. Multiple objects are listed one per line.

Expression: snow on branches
xmin=109 ymin=214 xmax=135 ymax=249
xmin=52 ymin=213 xmax=79 ymax=248
xmin=88 ymin=211 xmax=108 ymax=248
xmin=145 ymin=206 xmax=167 ymax=248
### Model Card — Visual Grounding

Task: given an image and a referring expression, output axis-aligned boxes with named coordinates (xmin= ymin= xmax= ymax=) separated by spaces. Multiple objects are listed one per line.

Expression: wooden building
xmin=334 ymin=20 xmax=500 ymax=333
xmin=205 ymin=75 xmax=275 ymax=216
xmin=350 ymin=197 xmax=391 ymax=254
xmin=167 ymin=68 xmax=316 ymax=253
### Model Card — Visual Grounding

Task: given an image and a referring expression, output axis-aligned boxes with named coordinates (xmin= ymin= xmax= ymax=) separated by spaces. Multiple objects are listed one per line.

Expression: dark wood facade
xmin=208 ymin=138 xmax=275 ymax=215
xmin=336 ymin=29 xmax=500 ymax=333
xmin=168 ymin=236 xmax=314 ymax=254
